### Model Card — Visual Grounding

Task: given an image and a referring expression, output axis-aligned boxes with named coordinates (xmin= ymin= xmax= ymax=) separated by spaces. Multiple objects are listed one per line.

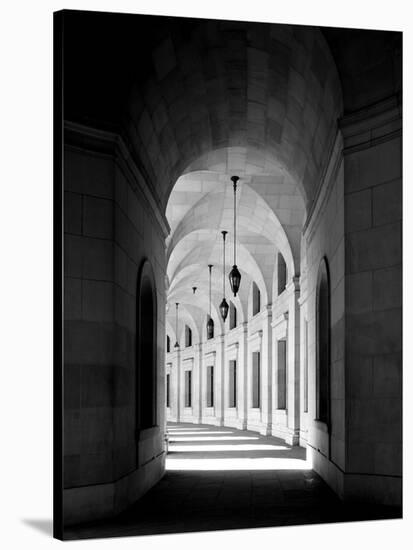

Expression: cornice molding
xmin=226 ymin=341 xmax=239 ymax=350
xmin=340 ymin=94 xmax=402 ymax=154
xmin=271 ymin=312 xmax=288 ymax=329
xmin=248 ymin=329 xmax=263 ymax=343
xmin=64 ymin=121 xmax=171 ymax=239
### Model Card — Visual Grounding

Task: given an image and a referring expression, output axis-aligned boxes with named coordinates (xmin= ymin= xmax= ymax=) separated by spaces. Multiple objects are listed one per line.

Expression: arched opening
xmin=229 ymin=301 xmax=237 ymax=330
xmin=129 ymin=14 xmax=346 ymax=525
xmin=142 ymin=19 xmax=343 ymax=519
xmin=185 ymin=325 xmax=192 ymax=347
xmin=277 ymin=253 xmax=287 ymax=295
xmin=316 ymin=257 xmax=330 ymax=425
xmin=137 ymin=260 xmax=157 ymax=432
xmin=206 ymin=315 xmax=214 ymax=339
xmin=252 ymin=282 xmax=261 ymax=316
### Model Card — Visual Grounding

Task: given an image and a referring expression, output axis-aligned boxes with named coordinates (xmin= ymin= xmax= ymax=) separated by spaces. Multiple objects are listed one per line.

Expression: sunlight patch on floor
xmin=168 ymin=436 xmax=259 ymax=442
xmin=167 ymin=431 xmax=234 ymax=435
xmin=166 ymin=428 xmax=209 ymax=432
xmin=169 ymin=443 xmax=289 ymax=452
xmin=166 ymin=456 xmax=312 ymax=471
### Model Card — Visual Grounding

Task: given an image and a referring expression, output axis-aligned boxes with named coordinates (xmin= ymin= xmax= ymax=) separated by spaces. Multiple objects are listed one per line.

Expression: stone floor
xmin=64 ymin=422 xmax=401 ymax=540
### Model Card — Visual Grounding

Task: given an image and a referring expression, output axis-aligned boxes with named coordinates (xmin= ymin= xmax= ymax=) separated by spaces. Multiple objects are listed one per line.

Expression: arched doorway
xmin=136 ymin=260 xmax=157 ymax=432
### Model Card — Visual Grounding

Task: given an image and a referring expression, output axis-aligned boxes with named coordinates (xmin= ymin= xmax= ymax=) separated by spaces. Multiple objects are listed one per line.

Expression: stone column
xmin=171 ymin=347 xmax=181 ymax=422
xmin=298 ymin=268 xmax=309 ymax=447
xmin=271 ymin=311 xmax=288 ymax=440
xmin=194 ymin=342 xmax=203 ymax=423
xmin=246 ymin=329 xmax=263 ymax=433
xmin=260 ymin=305 xmax=273 ymax=435
xmin=215 ymin=335 xmax=225 ymax=426
xmin=238 ymin=322 xmax=248 ymax=430
xmin=285 ymin=276 xmax=300 ymax=446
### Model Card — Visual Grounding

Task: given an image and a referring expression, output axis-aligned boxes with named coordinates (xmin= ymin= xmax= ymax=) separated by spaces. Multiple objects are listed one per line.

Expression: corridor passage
xmin=65 ymin=423 xmax=400 ymax=540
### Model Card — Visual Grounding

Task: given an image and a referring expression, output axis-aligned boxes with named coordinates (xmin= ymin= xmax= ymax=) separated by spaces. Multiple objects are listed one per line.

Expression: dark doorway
xmin=137 ymin=260 xmax=157 ymax=431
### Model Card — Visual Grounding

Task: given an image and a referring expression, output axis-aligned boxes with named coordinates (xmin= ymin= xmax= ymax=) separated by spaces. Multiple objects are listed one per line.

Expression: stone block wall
xmin=301 ymin=132 xmax=346 ymax=494
xmin=63 ymin=124 xmax=167 ymax=525
xmin=342 ymin=98 xmax=402 ymax=505
xmin=299 ymin=97 xmax=402 ymax=507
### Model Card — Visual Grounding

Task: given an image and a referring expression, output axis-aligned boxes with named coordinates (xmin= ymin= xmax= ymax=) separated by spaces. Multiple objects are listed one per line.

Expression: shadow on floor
xmin=63 ymin=423 xmax=402 ymax=540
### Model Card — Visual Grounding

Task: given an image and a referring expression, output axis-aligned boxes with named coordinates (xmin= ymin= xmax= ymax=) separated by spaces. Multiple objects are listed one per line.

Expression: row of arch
xmin=131 ymin=20 xmax=338 ymax=438
xmin=166 ymin=253 xmax=288 ymax=344
xmin=164 ymin=256 xmax=332 ymax=429
xmin=136 ymin=255 xmax=331 ymax=442
xmin=166 ymin=175 xmax=296 ymax=315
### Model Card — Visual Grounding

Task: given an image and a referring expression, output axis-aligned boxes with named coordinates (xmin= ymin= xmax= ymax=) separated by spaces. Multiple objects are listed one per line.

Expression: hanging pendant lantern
xmin=206 ymin=264 xmax=214 ymax=339
xmin=219 ymin=230 xmax=229 ymax=321
xmin=174 ymin=302 xmax=180 ymax=348
xmin=229 ymin=175 xmax=241 ymax=296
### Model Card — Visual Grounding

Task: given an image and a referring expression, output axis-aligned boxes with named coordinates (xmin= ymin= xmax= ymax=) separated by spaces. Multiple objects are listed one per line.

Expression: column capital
xmin=285 ymin=275 xmax=300 ymax=294
xmin=263 ymin=303 xmax=273 ymax=317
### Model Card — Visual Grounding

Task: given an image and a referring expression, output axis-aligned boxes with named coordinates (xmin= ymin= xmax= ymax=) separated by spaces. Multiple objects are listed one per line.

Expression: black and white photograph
xmin=1 ymin=1 xmax=410 ymax=548
xmin=53 ymin=7 xmax=403 ymax=541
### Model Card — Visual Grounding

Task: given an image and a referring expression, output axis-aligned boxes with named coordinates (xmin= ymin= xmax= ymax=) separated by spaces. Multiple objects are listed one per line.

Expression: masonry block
xmin=83 ymin=196 xmax=114 ymax=239
xmin=82 ymin=280 xmax=114 ymax=323
xmin=345 ymin=137 xmax=401 ymax=193
xmin=372 ymin=179 xmax=402 ymax=226
xmin=372 ymin=265 xmax=402 ymax=311
xmin=64 ymin=191 xmax=82 ymax=235
xmin=347 ymin=222 xmax=401 ymax=272
xmin=345 ymin=188 xmax=372 ymax=233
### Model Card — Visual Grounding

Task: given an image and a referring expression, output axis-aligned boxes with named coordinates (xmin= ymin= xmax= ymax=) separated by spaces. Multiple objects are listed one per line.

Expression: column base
xmin=246 ymin=420 xmax=272 ymax=435
xmin=299 ymin=428 xmax=309 ymax=448
xmin=272 ymin=424 xmax=299 ymax=446
xmin=309 ymin=446 xmax=402 ymax=507
xmin=63 ymin=453 xmax=165 ymax=527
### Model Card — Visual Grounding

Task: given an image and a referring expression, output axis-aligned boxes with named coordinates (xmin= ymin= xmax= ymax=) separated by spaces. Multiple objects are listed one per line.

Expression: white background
xmin=0 ymin=0 xmax=411 ymax=548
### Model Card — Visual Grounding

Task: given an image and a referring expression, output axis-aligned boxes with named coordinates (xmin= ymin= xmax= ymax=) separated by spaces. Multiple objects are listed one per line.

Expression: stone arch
xmin=166 ymin=168 xmax=297 ymax=279
xmin=126 ymin=21 xmax=343 ymax=214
